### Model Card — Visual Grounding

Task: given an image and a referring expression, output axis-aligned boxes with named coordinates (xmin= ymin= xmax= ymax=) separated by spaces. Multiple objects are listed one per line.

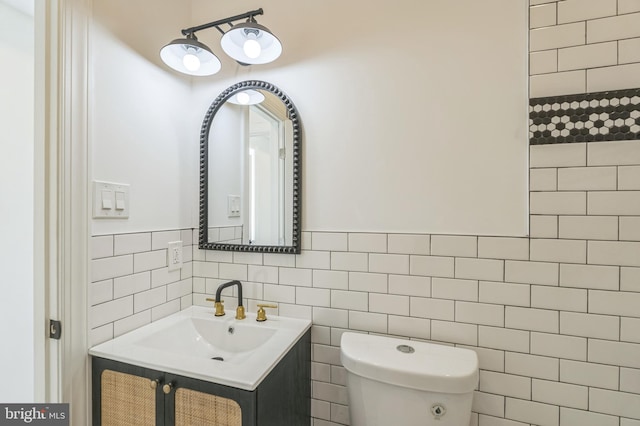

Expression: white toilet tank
xmin=340 ymin=332 xmax=479 ymax=426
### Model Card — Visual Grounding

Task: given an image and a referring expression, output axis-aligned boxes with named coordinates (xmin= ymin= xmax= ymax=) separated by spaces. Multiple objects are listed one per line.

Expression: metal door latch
xmin=50 ymin=319 xmax=62 ymax=339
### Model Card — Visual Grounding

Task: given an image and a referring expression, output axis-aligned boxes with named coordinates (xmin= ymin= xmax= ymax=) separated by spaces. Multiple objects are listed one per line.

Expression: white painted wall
xmin=90 ymin=0 xmax=197 ymax=235
xmin=191 ymin=0 xmax=529 ymax=236
xmin=0 ymin=0 xmax=34 ymax=402
xmin=89 ymin=0 xmax=528 ymax=238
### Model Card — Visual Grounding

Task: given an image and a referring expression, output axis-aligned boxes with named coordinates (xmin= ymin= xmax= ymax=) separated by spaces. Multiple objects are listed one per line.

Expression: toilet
xmin=340 ymin=332 xmax=479 ymax=426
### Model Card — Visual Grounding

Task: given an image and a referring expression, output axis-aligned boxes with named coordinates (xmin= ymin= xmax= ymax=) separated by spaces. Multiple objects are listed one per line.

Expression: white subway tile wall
xmin=89 ymin=229 xmax=193 ymax=345
xmin=530 ymin=0 xmax=640 ymax=97
xmin=190 ymin=140 xmax=640 ymax=426
xmin=89 ymin=151 xmax=639 ymax=424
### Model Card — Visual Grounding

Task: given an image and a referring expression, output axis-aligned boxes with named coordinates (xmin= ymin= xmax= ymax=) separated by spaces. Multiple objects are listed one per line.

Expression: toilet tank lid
xmin=340 ymin=332 xmax=479 ymax=394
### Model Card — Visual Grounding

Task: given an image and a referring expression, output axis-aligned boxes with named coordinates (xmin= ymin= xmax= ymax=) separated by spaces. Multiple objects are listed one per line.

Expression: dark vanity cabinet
xmin=92 ymin=330 xmax=310 ymax=426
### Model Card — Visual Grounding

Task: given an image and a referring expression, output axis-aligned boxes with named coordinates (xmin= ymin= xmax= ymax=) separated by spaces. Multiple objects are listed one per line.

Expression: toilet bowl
xmin=340 ymin=332 xmax=478 ymax=426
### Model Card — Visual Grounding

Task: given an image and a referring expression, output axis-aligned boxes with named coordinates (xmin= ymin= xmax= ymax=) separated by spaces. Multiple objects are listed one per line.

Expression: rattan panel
xmin=175 ymin=388 xmax=242 ymax=426
xmin=101 ymin=369 xmax=156 ymax=426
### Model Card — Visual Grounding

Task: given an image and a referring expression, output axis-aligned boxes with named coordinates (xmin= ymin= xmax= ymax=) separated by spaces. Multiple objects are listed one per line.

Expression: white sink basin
xmin=89 ymin=306 xmax=311 ymax=391
xmin=135 ymin=316 xmax=277 ymax=363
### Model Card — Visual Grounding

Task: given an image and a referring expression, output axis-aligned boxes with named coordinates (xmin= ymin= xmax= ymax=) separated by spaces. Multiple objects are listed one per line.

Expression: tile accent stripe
xmin=530 ymin=88 xmax=640 ymax=145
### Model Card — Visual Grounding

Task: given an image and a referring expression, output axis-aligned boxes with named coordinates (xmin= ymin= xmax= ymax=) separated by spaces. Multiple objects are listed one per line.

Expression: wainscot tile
xmin=558 ymin=0 xmax=616 ymax=24
xmin=560 ymin=359 xmax=619 ymax=390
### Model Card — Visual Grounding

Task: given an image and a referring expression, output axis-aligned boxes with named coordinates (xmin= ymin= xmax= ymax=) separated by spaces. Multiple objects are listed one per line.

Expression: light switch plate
xmin=227 ymin=195 xmax=241 ymax=217
xmin=93 ymin=181 xmax=130 ymax=219
xmin=167 ymin=241 xmax=183 ymax=271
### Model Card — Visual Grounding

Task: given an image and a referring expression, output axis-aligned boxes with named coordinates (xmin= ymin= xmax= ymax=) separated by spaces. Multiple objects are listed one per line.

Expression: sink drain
xmin=211 ymin=356 xmax=224 ymax=361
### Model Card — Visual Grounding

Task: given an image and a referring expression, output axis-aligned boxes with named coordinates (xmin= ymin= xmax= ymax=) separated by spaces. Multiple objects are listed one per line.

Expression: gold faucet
xmin=256 ymin=304 xmax=277 ymax=322
xmin=206 ymin=281 xmax=247 ymax=319
xmin=219 ymin=280 xmax=245 ymax=319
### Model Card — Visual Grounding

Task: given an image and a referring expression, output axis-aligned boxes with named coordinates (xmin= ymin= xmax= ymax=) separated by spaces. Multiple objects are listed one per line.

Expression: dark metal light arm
xmin=181 ymin=8 xmax=264 ymax=36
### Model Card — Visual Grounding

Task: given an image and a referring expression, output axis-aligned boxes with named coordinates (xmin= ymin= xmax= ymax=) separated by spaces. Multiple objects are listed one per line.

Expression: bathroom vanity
xmin=90 ymin=306 xmax=311 ymax=426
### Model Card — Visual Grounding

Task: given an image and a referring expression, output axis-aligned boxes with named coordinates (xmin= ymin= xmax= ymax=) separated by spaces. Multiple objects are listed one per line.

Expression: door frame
xmin=35 ymin=0 xmax=91 ymax=423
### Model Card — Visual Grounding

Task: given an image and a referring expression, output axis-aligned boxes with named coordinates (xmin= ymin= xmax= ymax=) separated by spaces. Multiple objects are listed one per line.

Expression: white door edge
xmin=35 ymin=1 xmax=91 ymax=423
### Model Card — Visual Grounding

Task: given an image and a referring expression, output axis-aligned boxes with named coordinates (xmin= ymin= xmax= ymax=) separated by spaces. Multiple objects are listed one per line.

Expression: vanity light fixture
xmin=227 ymin=89 xmax=265 ymax=105
xmin=160 ymin=8 xmax=282 ymax=76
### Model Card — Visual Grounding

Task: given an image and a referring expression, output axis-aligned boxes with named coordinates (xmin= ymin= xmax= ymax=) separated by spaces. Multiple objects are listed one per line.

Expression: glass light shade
xmin=160 ymin=37 xmax=221 ymax=76
xmin=227 ymin=89 xmax=265 ymax=105
xmin=220 ymin=22 xmax=282 ymax=65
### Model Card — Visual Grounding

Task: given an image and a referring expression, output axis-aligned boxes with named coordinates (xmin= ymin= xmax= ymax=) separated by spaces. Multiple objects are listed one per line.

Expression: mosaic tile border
xmin=529 ymin=88 xmax=640 ymax=145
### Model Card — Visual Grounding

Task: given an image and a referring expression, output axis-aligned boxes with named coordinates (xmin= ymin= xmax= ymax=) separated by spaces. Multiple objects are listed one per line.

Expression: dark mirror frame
xmin=199 ymin=80 xmax=302 ymax=253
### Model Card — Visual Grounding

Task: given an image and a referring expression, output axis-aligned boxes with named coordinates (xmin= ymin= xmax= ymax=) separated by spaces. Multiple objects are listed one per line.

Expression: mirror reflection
xmin=199 ymin=81 xmax=301 ymax=253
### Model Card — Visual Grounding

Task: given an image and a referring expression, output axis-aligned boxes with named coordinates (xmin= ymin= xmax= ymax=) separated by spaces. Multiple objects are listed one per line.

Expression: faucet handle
xmin=256 ymin=303 xmax=277 ymax=322
xmin=206 ymin=298 xmax=225 ymax=316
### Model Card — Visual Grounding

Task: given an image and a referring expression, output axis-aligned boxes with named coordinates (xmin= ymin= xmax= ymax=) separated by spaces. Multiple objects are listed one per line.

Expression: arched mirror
xmin=199 ymin=81 xmax=301 ymax=253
